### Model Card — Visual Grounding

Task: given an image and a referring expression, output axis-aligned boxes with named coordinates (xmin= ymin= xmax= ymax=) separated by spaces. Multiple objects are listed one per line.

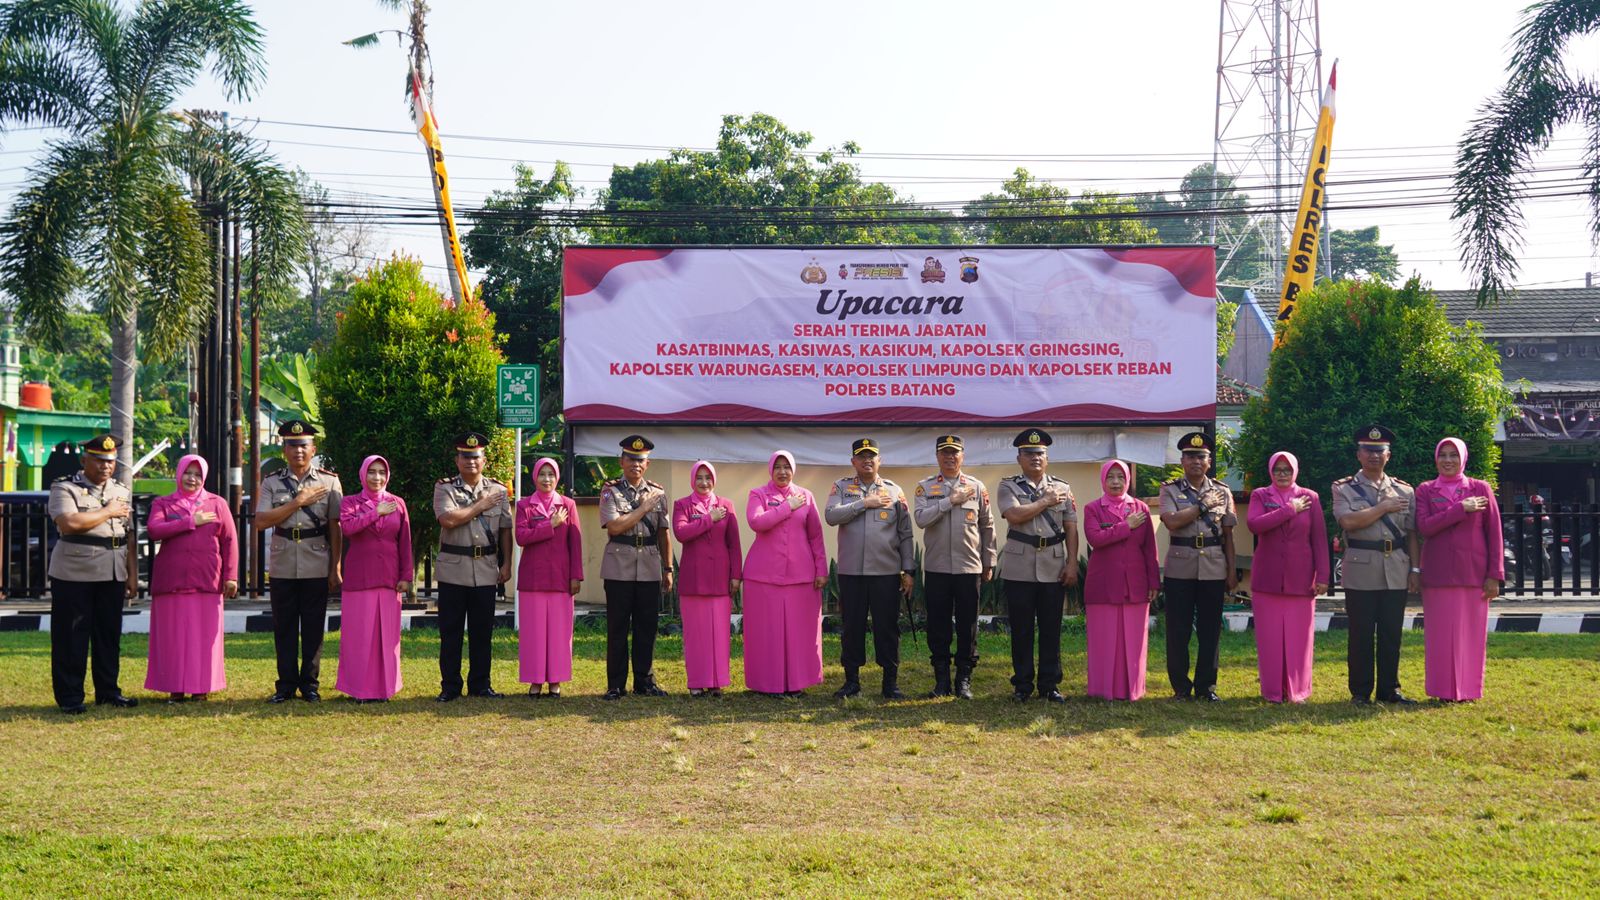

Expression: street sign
xmin=497 ymin=364 xmax=541 ymax=429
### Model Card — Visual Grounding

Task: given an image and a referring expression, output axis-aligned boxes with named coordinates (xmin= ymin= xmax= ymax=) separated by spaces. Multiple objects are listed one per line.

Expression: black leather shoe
xmin=435 ymin=690 xmax=460 ymax=703
xmin=1201 ymin=689 xmax=1221 ymax=703
xmin=601 ymin=688 xmax=625 ymax=701
xmin=1379 ymin=692 xmax=1417 ymax=705
xmin=882 ymin=687 xmax=907 ymax=700
xmin=1351 ymin=696 xmax=1373 ymax=705
xmin=166 ymin=694 xmax=188 ymax=705
xmin=60 ymin=703 xmax=88 ymax=714
xmin=633 ymin=683 xmax=667 ymax=697
xmin=832 ymin=681 xmax=861 ymax=699
xmin=96 ymin=694 xmax=138 ymax=708
xmin=1012 ymin=689 xmax=1032 ymax=702
xmin=470 ymin=688 xmax=504 ymax=699
xmin=1173 ymin=691 xmax=1192 ymax=701
xmin=1043 ymin=690 xmax=1068 ymax=703
xmin=955 ymin=679 xmax=974 ymax=700
xmin=267 ymin=692 xmax=291 ymax=704
xmin=302 ymin=690 xmax=322 ymax=702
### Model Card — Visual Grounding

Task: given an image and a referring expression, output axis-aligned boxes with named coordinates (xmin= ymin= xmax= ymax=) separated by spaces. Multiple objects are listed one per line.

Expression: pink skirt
xmin=1423 ymin=585 xmax=1489 ymax=701
xmin=1085 ymin=602 xmax=1149 ymax=700
xmin=145 ymin=592 xmax=226 ymax=694
xmin=1253 ymin=591 xmax=1316 ymax=703
xmin=518 ymin=590 xmax=574 ymax=684
xmin=742 ymin=580 xmax=823 ymax=694
xmin=335 ymin=588 xmax=403 ymax=700
xmin=681 ymin=594 xmax=732 ymax=689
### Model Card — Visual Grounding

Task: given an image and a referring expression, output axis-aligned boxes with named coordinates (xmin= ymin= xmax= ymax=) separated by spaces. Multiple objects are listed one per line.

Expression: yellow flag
xmin=409 ymin=66 xmax=472 ymax=302
xmin=1274 ymin=64 xmax=1337 ymax=347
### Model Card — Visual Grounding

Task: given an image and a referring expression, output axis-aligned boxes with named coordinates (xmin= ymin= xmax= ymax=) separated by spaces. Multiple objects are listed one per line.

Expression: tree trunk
xmin=111 ymin=309 xmax=137 ymax=486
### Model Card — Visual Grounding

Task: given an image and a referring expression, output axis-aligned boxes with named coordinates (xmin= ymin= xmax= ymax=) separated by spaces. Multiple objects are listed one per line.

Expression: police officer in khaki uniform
xmin=254 ymin=420 xmax=343 ymax=703
xmin=913 ymin=434 xmax=995 ymax=699
xmin=1158 ymin=431 xmax=1237 ymax=702
xmin=599 ymin=435 xmax=674 ymax=700
xmin=47 ymin=434 xmax=138 ymax=713
xmin=432 ymin=431 xmax=513 ymax=701
xmin=997 ymin=428 xmax=1079 ymax=702
xmin=1332 ymin=424 xmax=1420 ymax=705
xmin=825 ymin=438 xmax=916 ymax=699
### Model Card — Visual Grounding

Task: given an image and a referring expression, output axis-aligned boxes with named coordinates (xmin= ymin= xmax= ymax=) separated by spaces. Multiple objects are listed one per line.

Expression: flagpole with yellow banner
xmin=1274 ymin=61 xmax=1337 ymax=347
xmin=409 ymin=63 xmax=472 ymax=303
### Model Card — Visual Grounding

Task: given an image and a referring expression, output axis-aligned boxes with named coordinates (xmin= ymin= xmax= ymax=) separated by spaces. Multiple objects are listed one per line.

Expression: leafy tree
xmin=461 ymin=162 xmax=577 ymax=420
xmin=1453 ymin=0 xmax=1600 ymax=304
xmin=1139 ymin=163 xmax=1265 ymax=287
xmin=262 ymin=173 xmax=374 ymax=355
xmin=965 ymin=169 xmax=1158 ymax=245
xmin=1237 ymin=278 xmax=1514 ymax=517
xmin=0 ymin=0 xmax=304 ymax=481
xmin=314 ymin=256 xmax=513 ymax=553
xmin=1328 ymin=226 xmax=1399 ymax=283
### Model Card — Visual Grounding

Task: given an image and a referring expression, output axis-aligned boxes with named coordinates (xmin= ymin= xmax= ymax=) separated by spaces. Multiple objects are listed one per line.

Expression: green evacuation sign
xmin=497 ymin=365 xmax=541 ymax=429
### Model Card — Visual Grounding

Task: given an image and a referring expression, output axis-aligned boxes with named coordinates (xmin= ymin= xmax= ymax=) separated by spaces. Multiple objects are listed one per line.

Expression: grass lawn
xmin=0 ymin=626 xmax=1596 ymax=896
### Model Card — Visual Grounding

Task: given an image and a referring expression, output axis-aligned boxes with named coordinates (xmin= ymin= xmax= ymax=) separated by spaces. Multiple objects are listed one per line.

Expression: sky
xmin=4 ymin=0 xmax=1599 ymax=293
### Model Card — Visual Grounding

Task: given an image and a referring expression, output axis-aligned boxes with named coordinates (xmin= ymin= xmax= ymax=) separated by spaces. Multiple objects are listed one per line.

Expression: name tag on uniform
xmin=767 ymin=498 xmax=782 ymax=507
xmin=928 ymin=487 xmax=944 ymax=497
xmin=1264 ymin=502 xmax=1281 ymax=510
xmin=689 ymin=512 xmax=703 ymax=520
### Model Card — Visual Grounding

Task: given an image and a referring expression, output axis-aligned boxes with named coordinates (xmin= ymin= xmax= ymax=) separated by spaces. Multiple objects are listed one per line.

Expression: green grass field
xmin=0 ymin=626 xmax=1596 ymax=897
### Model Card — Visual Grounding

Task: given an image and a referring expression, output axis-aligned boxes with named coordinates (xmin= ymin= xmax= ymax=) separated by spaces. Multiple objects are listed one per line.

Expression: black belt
xmin=609 ymin=534 xmax=658 ymax=549
xmin=1347 ymin=538 xmax=1401 ymax=554
xmin=275 ymin=525 xmax=327 ymax=542
xmin=59 ymin=533 xmax=125 ymax=550
xmin=440 ymin=542 xmax=497 ymax=558
xmin=1006 ymin=529 xmax=1066 ymax=549
xmin=1178 ymin=534 xmax=1222 ymax=549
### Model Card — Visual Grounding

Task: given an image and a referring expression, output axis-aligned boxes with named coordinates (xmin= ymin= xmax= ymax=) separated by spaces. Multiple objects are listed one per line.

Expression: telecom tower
xmin=1213 ymin=0 xmax=1325 ymax=295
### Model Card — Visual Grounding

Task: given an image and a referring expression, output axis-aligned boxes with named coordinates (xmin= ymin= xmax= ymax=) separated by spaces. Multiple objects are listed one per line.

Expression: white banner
xmin=563 ymin=246 xmax=1216 ymax=424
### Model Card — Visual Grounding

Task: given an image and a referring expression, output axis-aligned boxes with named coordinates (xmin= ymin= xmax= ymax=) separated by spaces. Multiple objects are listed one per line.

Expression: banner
xmin=1275 ymin=63 xmax=1337 ymax=346
xmin=563 ymin=246 xmax=1217 ymax=424
xmin=408 ymin=65 xmax=472 ymax=302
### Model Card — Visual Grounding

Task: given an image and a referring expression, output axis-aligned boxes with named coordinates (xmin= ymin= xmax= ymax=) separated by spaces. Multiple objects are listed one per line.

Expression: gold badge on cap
xmin=1368 ymin=427 xmax=1382 ymax=440
xmin=1029 ymin=432 xmax=1041 ymax=444
xmin=467 ymin=435 xmax=480 ymax=448
xmin=1189 ymin=434 xmax=1205 ymax=448
xmin=631 ymin=438 xmax=644 ymax=450
xmin=100 ymin=437 xmax=113 ymax=450
xmin=290 ymin=422 xmax=304 ymax=435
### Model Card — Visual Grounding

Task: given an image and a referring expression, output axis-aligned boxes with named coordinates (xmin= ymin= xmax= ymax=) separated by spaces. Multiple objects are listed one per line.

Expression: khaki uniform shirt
xmin=1158 ymin=477 xmax=1237 ymax=581
xmin=47 ymin=472 xmax=133 ymax=582
xmin=1331 ymin=472 xmax=1416 ymax=591
xmin=257 ymin=468 xmax=343 ymax=580
xmin=996 ymin=473 xmax=1077 ymax=583
xmin=598 ymin=478 xmax=667 ymax=582
xmin=825 ymin=477 xmax=915 ymax=576
xmin=913 ymin=473 xmax=996 ymax=575
xmin=432 ymin=476 xmax=512 ymax=587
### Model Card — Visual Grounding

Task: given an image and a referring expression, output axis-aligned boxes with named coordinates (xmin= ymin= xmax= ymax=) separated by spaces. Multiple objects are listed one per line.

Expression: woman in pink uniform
xmin=515 ymin=457 xmax=583 ymax=698
xmin=1416 ymin=437 xmax=1502 ymax=702
xmin=673 ymin=460 xmax=742 ymax=697
xmin=1081 ymin=460 xmax=1159 ymax=700
xmin=335 ymin=455 xmax=413 ymax=702
xmin=742 ymin=450 xmax=828 ymax=696
xmin=145 ymin=454 xmax=237 ymax=703
xmin=1245 ymin=451 xmax=1329 ymax=703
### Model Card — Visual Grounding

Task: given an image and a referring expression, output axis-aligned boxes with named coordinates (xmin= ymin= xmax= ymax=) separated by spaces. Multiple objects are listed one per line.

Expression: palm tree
xmin=0 ymin=0 xmax=303 ymax=481
xmin=1454 ymin=0 xmax=1600 ymax=305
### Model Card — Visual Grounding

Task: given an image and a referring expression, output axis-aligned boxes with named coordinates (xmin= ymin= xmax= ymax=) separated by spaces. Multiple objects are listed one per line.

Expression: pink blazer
xmin=339 ymin=494 xmax=414 ymax=591
xmin=673 ymin=494 xmax=743 ymax=595
xmin=514 ymin=493 xmax=583 ymax=591
xmin=1245 ymin=486 xmax=1330 ymax=596
xmin=743 ymin=485 xmax=827 ymax=585
xmin=148 ymin=493 xmax=238 ymax=595
xmin=1415 ymin=478 xmax=1504 ymax=586
xmin=1081 ymin=495 xmax=1159 ymax=604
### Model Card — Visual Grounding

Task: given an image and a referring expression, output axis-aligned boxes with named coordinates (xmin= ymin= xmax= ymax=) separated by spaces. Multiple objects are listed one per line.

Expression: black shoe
xmin=166 ymin=693 xmax=188 ymax=705
xmin=436 ymin=690 xmax=461 ymax=703
xmin=267 ymin=691 xmax=292 ymax=704
xmin=1012 ymin=689 xmax=1032 ymax=702
xmin=1379 ymin=692 xmax=1417 ymax=705
xmin=548 ymin=686 xmax=562 ymax=699
xmin=302 ymin=690 xmax=322 ymax=702
xmin=633 ymin=683 xmax=667 ymax=697
xmin=955 ymin=678 xmax=974 ymax=700
xmin=882 ymin=686 xmax=907 ymax=700
xmin=1351 ymin=696 xmax=1373 ymax=705
xmin=1201 ymin=689 xmax=1221 ymax=703
xmin=601 ymin=688 xmax=625 ymax=701
xmin=1043 ymin=690 xmax=1068 ymax=703
xmin=96 ymin=694 xmax=138 ymax=708
xmin=469 ymin=688 xmax=504 ymax=699
xmin=832 ymin=681 xmax=861 ymax=699
xmin=1173 ymin=690 xmax=1193 ymax=701
xmin=60 ymin=703 xmax=87 ymax=714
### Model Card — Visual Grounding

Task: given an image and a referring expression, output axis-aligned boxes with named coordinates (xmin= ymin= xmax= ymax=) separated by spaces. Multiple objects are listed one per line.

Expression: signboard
xmin=562 ymin=246 xmax=1216 ymax=424
xmin=497 ymin=364 xmax=541 ymax=429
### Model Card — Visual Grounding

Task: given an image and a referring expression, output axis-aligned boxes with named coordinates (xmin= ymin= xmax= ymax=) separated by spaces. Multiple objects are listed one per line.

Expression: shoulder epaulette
xmin=602 ymin=477 xmax=621 ymax=487
xmin=1162 ymin=476 xmax=1182 ymax=486
xmin=1392 ymin=478 xmax=1411 ymax=487
xmin=317 ymin=467 xmax=336 ymax=476
xmin=645 ymin=479 xmax=663 ymax=489
xmin=52 ymin=474 xmax=72 ymax=484
xmin=437 ymin=476 xmax=454 ymax=484
xmin=1332 ymin=476 xmax=1355 ymax=486
xmin=486 ymin=476 xmax=505 ymax=485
